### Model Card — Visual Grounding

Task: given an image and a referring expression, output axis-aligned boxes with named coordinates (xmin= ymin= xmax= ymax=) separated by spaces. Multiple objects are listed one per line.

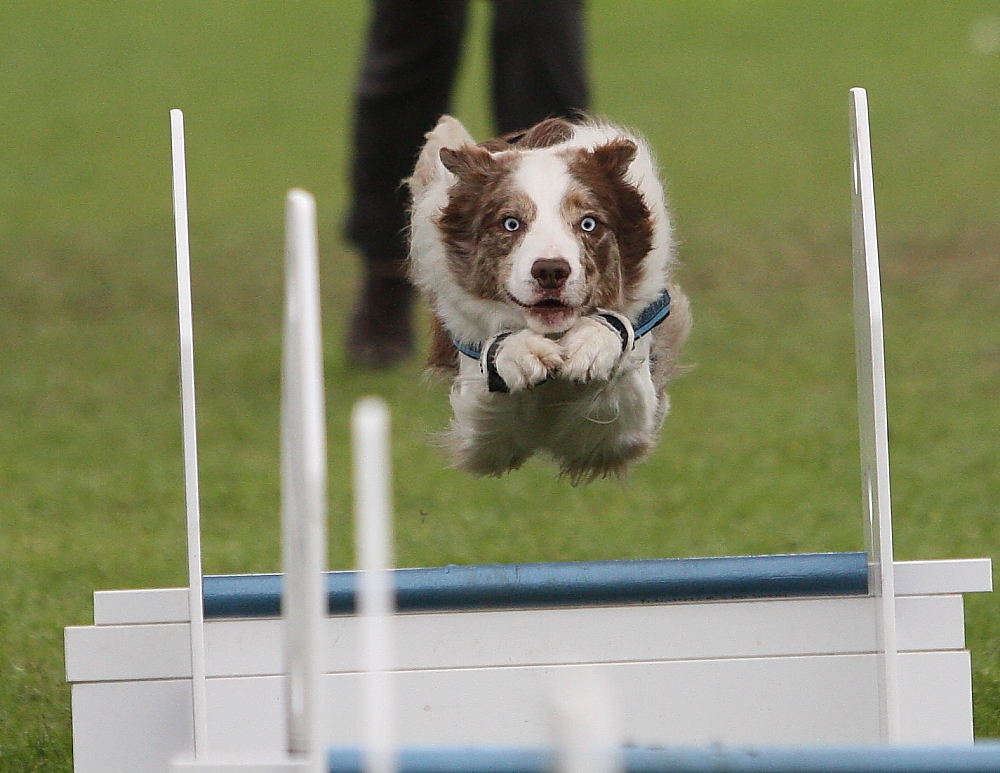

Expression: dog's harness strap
xmin=483 ymin=332 xmax=513 ymax=393
xmin=633 ymin=287 xmax=672 ymax=338
xmin=453 ymin=338 xmax=482 ymax=360
xmin=593 ymin=311 xmax=634 ymax=353
xmin=450 ymin=288 xmax=671 ymax=362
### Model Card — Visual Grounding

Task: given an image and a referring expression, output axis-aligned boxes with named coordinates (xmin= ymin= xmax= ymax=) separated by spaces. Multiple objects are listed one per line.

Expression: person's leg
xmin=346 ymin=0 xmax=468 ymax=367
xmin=490 ymin=0 xmax=589 ymax=134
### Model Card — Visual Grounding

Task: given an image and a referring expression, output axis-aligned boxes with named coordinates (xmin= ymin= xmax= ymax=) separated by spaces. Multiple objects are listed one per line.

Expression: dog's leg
xmin=490 ymin=330 xmax=563 ymax=392
xmin=558 ymin=315 xmax=629 ymax=383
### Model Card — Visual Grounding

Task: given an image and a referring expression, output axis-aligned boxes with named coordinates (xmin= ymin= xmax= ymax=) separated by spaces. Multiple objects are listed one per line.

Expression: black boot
xmin=346 ymin=264 xmax=414 ymax=369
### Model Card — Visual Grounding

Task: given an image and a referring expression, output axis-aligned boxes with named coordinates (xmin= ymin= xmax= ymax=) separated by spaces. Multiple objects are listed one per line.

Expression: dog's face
xmin=435 ymin=134 xmax=654 ymax=335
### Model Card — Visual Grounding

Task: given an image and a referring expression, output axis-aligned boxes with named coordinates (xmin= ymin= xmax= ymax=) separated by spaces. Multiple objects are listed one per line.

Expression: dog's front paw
xmin=488 ymin=330 xmax=563 ymax=392
xmin=558 ymin=316 xmax=628 ymax=383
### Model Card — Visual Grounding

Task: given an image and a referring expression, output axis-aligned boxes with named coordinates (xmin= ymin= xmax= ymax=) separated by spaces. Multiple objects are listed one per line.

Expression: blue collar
xmin=452 ymin=287 xmax=672 ymax=360
xmin=632 ymin=286 xmax=673 ymax=338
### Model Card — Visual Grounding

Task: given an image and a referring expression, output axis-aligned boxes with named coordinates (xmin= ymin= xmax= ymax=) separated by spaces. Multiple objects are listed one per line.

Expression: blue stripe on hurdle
xmin=203 ymin=552 xmax=868 ymax=619
xmin=325 ymin=745 xmax=1000 ymax=773
xmin=328 ymin=747 xmax=550 ymax=773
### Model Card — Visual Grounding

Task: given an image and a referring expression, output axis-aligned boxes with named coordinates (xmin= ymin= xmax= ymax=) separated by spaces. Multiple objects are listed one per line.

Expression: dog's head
xmin=433 ymin=121 xmax=655 ymax=335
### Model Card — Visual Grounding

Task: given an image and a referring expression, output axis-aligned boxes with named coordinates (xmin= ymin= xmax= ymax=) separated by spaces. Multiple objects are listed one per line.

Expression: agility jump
xmin=64 ymin=90 xmax=994 ymax=773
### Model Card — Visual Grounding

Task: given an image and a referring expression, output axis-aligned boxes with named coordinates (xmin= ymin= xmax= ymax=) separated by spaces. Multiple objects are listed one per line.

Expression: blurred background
xmin=1 ymin=2 xmax=998 ymax=768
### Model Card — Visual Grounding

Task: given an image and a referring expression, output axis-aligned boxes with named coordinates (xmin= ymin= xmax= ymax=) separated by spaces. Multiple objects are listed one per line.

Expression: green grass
xmin=2 ymin=1 xmax=1000 ymax=769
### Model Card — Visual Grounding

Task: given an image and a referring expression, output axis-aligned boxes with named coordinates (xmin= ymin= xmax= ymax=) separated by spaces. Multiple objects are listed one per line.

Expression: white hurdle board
xmin=66 ymin=557 xmax=991 ymax=773
xmin=64 ymin=90 xmax=993 ymax=773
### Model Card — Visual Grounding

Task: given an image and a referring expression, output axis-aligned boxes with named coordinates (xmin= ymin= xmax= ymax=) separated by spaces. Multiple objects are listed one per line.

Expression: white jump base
xmin=65 ymin=555 xmax=991 ymax=773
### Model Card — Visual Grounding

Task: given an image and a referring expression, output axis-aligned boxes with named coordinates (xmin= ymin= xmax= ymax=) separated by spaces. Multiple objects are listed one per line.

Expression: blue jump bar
xmin=326 ymin=745 xmax=1000 ymax=773
xmin=203 ymin=552 xmax=868 ymax=619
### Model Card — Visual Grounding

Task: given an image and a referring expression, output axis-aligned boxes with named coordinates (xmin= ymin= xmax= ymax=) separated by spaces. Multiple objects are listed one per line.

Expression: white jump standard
xmin=64 ymin=90 xmax=994 ymax=773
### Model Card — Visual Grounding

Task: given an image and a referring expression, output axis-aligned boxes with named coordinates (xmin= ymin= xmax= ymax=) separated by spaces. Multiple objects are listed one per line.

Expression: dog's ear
xmin=589 ymin=139 xmax=638 ymax=180
xmin=440 ymin=145 xmax=497 ymax=182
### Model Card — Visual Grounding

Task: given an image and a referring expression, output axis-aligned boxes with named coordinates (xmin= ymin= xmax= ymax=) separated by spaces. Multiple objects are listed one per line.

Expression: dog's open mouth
xmin=526 ymin=297 xmax=578 ymax=331
xmin=506 ymin=291 xmax=583 ymax=332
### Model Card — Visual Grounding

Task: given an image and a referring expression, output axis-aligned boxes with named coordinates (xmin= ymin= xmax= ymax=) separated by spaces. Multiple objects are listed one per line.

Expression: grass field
xmin=1 ymin=1 xmax=999 ymax=769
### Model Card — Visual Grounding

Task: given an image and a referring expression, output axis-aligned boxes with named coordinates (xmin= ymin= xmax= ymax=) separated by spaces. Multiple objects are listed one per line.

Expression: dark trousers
xmin=345 ymin=0 xmax=589 ymax=268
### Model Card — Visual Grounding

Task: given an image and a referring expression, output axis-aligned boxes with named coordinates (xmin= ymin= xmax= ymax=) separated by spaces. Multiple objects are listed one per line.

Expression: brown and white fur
xmin=408 ymin=114 xmax=691 ymax=483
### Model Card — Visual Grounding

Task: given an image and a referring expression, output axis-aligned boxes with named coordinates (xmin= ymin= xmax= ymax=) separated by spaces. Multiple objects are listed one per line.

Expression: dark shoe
xmin=346 ymin=273 xmax=414 ymax=368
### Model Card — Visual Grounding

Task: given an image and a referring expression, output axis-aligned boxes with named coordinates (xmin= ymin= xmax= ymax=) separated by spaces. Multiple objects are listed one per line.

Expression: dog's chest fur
xmin=408 ymin=115 xmax=690 ymax=483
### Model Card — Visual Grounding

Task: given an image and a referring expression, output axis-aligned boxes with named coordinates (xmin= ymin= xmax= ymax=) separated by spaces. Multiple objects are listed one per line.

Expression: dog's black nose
xmin=531 ymin=258 xmax=571 ymax=290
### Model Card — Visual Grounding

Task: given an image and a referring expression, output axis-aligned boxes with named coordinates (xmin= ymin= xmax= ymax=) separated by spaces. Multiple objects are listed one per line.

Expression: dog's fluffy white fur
xmin=408 ymin=114 xmax=691 ymax=483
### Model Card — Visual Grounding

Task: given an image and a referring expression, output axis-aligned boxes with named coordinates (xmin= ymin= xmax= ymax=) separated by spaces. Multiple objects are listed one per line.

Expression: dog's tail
xmin=408 ymin=115 xmax=476 ymax=201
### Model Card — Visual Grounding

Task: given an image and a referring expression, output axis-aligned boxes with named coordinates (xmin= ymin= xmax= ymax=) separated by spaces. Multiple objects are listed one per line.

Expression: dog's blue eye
xmin=503 ymin=217 xmax=520 ymax=232
xmin=580 ymin=216 xmax=598 ymax=232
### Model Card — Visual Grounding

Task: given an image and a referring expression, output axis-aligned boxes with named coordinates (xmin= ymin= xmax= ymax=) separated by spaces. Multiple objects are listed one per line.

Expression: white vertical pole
xmin=849 ymin=87 xmax=900 ymax=742
xmin=352 ymin=398 xmax=396 ymax=773
xmin=282 ymin=189 xmax=327 ymax=773
xmin=170 ymin=108 xmax=210 ymax=758
xmin=551 ymin=670 xmax=623 ymax=773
